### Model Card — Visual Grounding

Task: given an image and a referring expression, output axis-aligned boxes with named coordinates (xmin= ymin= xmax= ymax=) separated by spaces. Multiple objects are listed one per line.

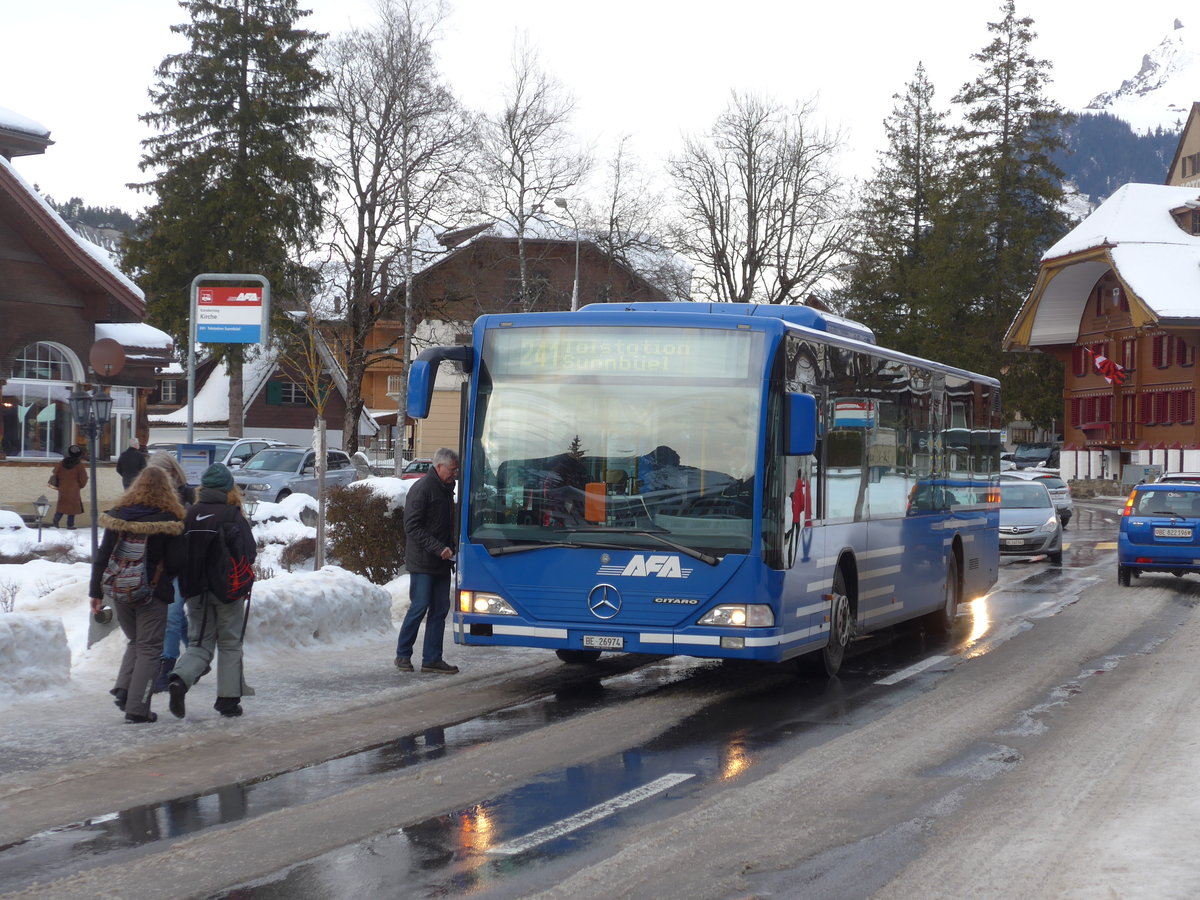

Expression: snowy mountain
xmin=1084 ymin=19 xmax=1197 ymax=134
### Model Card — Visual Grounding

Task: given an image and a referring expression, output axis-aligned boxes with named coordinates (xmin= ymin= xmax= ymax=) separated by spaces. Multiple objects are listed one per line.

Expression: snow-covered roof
xmin=1008 ymin=183 xmax=1200 ymax=349
xmin=150 ymin=348 xmax=279 ymax=425
xmin=0 ymin=154 xmax=143 ymax=304
xmin=0 ymin=105 xmax=49 ymax=138
xmin=95 ymin=322 xmax=173 ymax=351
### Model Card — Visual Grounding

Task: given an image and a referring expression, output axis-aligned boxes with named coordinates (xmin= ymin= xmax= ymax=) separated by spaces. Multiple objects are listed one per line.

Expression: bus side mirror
xmin=786 ymin=393 xmax=817 ymax=455
xmin=408 ymin=346 xmax=474 ymax=419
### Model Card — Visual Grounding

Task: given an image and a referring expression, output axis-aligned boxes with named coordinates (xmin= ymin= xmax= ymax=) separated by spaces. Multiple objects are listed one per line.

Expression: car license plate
xmin=1154 ymin=527 xmax=1193 ymax=538
xmin=583 ymin=635 xmax=623 ymax=650
xmin=1002 ymin=538 xmax=1025 ymax=546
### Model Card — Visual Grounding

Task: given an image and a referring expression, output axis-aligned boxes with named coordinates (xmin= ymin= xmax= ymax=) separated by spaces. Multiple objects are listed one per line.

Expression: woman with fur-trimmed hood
xmin=88 ymin=466 xmax=186 ymax=724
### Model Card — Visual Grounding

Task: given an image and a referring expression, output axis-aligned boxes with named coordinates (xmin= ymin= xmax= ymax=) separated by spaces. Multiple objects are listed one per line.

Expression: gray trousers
xmin=172 ymin=591 xmax=254 ymax=700
xmin=113 ymin=597 xmax=169 ymax=718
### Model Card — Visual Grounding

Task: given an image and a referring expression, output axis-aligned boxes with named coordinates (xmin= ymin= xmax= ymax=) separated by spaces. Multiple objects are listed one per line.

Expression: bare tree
xmin=475 ymin=40 xmax=590 ymax=310
xmin=319 ymin=0 xmax=474 ymax=461
xmin=667 ymin=92 xmax=851 ymax=304
xmin=579 ymin=135 xmax=691 ymax=300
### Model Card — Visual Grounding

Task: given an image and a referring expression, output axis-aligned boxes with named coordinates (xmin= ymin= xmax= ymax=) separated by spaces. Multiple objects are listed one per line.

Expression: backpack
xmin=101 ymin=534 xmax=157 ymax=606
xmin=212 ymin=518 xmax=255 ymax=603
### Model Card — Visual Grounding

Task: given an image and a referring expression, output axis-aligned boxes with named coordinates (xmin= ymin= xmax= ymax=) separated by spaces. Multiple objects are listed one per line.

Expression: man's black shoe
xmin=167 ymin=675 xmax=187 ymax=719
xmin=421 ymin=660 xmax=459 ymax=674
xmin=214 ymin=697 xmax=243 ymax=717
xmin=124 ymin=712 xmax=158 ymax=724
xmin=394 ymin=656 xmax=414 ymax=672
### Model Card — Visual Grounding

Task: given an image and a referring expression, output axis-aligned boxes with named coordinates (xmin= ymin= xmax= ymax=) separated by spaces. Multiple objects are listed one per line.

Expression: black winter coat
xmin=89 ymin=505 xmax=185 ymax=603
xmin=180 ymin=501 xmax=256 ymax=599
xmin=404 ymin=470 xmax=457 ymax=575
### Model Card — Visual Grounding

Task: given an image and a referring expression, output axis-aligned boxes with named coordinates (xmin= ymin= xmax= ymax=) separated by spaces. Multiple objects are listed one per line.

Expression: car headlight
xmin=243 ymin=483 xmax=272 ymax=492
xmin=698 ymin=604 xmax=775 ymax=627
xmin=1041 ymin=514 xmax=1059 ymax=532
xmin=459 ymin=591 xmax=517 ymax=615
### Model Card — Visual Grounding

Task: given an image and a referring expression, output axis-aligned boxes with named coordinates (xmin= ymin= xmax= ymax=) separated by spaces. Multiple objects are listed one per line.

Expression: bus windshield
xmin=468 ymin=325 xmax=765 ymax=557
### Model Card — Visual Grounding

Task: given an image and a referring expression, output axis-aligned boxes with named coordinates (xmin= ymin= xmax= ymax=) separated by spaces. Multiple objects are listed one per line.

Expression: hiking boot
xmin=394 ymin=656 xmax=414 ymax=672
xmin=421 ymin=659 xmax=459 ymax=674
xmin=214 ymin=697 xmax=243 ymax=718
xmin=124 ymin=712 xmax=158 ymax=724
xmin=110 ymin=687 xmax=128 ymax=711
xmin=167 ymin=675 xmax=187 ymax=719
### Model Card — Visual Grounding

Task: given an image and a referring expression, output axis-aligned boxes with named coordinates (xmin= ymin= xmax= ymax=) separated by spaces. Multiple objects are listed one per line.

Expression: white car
xmin=1000 ymin=470 xmax=1073 ymax=529
xmin=1154 ymin=472 xmax=1200 ymax=485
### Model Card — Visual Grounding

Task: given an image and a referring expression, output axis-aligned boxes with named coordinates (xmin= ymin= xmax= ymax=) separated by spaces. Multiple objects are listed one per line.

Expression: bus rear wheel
xmin=924 ymin=554 xmax=959 ymax=637
xmin=556 ymin=649 xmax=602 ymax=664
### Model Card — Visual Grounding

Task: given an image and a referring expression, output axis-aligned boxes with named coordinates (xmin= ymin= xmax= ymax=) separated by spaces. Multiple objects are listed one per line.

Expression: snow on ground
xmin=0 ymin=478 xmax=547 ymax=783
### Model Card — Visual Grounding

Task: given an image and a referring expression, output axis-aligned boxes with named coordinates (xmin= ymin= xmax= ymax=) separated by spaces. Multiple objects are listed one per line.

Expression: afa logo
xmin=597 ymin=554 xmax=693 ymax=578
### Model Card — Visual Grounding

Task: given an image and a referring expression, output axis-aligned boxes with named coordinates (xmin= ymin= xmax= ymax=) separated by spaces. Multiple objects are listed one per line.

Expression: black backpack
xmin=186 ymin=507 xmax=254 ymax=603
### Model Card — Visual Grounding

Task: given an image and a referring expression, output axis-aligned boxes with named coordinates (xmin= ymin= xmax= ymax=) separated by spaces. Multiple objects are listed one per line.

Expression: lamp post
xmin=554 ymin=197 xmax=580 ymax=311
xmin=68 ymin=386 xmax=114 ymax=560
xmin=33 ymin=495 xmax=49 ymax=542
xmin=243 ymin=496 xmax=259 ymax=523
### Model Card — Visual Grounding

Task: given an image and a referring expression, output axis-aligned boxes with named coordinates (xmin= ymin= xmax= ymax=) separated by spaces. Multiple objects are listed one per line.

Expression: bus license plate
xmin=1154 ymin=527 xmax=1193 ymax=538
xmin=583 ymin=635 xmax=623 ymax=650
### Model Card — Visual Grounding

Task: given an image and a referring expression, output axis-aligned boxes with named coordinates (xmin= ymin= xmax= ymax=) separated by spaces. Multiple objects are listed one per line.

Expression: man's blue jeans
xmin=396 ymin=572 xmax=452 ymax=664
xmin=162 ymin=579 xmax=188 ymax=659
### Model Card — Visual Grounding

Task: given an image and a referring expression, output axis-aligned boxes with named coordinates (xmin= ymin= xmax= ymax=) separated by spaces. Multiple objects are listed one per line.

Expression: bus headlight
xmin=698 ymin=604 xmax=775 ymax=627
xmin=459 ymin=591 xmax=517 ymax=616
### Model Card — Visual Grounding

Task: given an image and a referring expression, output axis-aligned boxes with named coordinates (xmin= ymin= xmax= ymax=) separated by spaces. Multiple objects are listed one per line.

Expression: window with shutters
xmin=1121 ymin=338 xmax=1136 ymax=371
xmin=1152 ymin=334 xmax=1173 ymax=368
xmin=1178 ymin=338 xmax=1196 ymax=367
xmin=1070 ymin=397 xmax=1082 ymax=427
xmin=1098 ymin=394 xmax=1113 ymax=423
xmin=1154 ymin=392 xmax=1171 ymax=424
xmin=1138 ymin=392 xmax=1154 ymax=425
xmin=1072 ymin=345 xmax=1088 ymax=377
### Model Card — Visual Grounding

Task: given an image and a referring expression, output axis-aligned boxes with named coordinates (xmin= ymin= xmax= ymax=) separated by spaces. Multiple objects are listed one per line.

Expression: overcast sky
xmin=2 ymin=0 xmax=1190 ymax=212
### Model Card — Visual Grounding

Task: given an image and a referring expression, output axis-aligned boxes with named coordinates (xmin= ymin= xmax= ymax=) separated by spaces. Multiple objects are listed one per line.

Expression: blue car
xmin=1117 ymin=483 xmax=1200 ymax=586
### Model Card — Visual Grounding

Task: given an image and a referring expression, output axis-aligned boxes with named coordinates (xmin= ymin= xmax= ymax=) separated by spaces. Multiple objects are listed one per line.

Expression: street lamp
xmin=244 ymin=496 xmax=259 ymax=522
xmin=554 ymin=197 xmax=580 ymax=311
xmin=33 ymin=494 xmax=49 ymax=542
xmin=68 ymin=386 xmax=114 ymax=560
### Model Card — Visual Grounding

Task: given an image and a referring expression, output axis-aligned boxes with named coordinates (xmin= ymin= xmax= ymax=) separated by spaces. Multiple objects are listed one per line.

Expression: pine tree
xmin=840 ymin=64 xmax=951 ymax=351
xmin=939 ymin=0 xmax=1072 ymax=425
xmin=122 ymin=0 xmax=329 ymax=435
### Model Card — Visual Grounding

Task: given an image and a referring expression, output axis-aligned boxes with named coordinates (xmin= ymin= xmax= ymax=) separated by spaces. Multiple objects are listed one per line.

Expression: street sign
xmin=196 ymin=286 xmax=266 ymax=344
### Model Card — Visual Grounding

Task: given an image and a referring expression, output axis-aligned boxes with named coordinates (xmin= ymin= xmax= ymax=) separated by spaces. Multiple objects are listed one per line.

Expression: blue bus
xmin=407 ymin=302 xmax=1000 ymax=675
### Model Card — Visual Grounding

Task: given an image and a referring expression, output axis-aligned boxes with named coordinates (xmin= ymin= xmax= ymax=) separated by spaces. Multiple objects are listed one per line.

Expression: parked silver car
xmin=148 ymin=437 xmax=287 ymax=470
xmin=999 ymin=480 xmax=1063 ymax=565
xmin=233 ymin=446 xmax=360 ymax=503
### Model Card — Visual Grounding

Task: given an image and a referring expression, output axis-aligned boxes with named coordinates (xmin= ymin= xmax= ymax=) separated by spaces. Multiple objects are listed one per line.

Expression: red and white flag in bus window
xmin=1085 ymin=347 xmax=1126 ymax=385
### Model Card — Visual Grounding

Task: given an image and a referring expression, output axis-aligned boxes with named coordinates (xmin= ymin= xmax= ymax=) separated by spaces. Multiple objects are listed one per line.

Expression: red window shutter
xmin=1099 ymin=394 xmax=1113 ymax=422
xmin=1070 ymin=397 xmax=1082 ymax=427
xmin=1155 ymin=392 xmax=1171 ymax=424
xmin=1072 ymin=346 xmax=1086 ymax=377
xmin=1139 ymin=392 xmax=1153 ymax=424
xmin=1183 ymin=391 xmax=1196 ymax=425
xmin=1153 ymin=336 xmax=1164 ymax=368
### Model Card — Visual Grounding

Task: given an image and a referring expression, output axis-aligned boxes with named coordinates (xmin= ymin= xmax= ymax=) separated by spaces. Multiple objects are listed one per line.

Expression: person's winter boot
xmin=214 ymin=696 xmax=243 ymax=718
xmin=110 ymin=687 xmax=128 ymax=711
xmin=152 ymin=657 xmax=175 ymax=694
xmin=167 ymin=675 xmax=188 ymax=719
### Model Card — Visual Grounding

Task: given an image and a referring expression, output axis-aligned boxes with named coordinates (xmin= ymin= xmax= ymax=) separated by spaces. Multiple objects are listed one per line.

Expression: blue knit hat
xmin=201 ymin=463 xmax=235 ymax=491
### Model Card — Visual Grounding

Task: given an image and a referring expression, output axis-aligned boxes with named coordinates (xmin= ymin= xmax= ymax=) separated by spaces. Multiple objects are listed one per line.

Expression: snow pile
xmin=0 ymin=485 xmax=415 ymax=696
xmin=0 ymin=510 xmax=24 ymax=531
xmin=248 ymin=566 xmax=393 ymax=647
xmin=0 ymin=615 xmax=70 ymax=693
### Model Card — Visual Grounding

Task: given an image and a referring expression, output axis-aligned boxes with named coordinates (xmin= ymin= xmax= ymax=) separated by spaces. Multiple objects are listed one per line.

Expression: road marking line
xmin=876 ymin=654 xmax=949 ymax=685
xmin=486 ymin=772 xmax=695 ymax=856
xmin=1095 ymin=541 xmax=1117 ymax=550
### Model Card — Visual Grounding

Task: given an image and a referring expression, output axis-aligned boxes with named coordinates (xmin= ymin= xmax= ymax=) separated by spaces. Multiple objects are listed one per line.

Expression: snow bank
xmin=248 ymin=566 xmax=393 ymax=647
xmin=0 ymin=614 xmax=70 ymax=692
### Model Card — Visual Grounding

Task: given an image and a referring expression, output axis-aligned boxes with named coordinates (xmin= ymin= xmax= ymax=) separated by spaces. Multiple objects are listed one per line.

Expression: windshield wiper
xmin=488 ymin=541 xmax=586 ymax=556
xmin=555 ymin=527 xmax=720 ymax=566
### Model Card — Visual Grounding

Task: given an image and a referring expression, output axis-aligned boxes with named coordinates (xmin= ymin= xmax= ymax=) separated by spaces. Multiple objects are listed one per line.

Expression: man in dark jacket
xmin=396 ymin=447 xmax=459 ymax=674
xmin=116 ymin=439 xmax=147 ymax=489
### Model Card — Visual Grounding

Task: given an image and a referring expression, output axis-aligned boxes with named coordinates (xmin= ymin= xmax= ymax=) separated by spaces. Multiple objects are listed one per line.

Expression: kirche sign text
xmin=196 ymin=286 xmax=265 ymax=344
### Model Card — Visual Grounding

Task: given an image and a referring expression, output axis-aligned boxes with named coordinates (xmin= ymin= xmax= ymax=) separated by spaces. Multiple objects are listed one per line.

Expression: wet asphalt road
xmin=2 ymin=498 xmax=1165 ymax=899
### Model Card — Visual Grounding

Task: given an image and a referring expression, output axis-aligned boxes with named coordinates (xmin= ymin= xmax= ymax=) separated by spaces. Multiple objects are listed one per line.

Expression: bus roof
xmin=579 ymin=301 xmax=876 ymax=344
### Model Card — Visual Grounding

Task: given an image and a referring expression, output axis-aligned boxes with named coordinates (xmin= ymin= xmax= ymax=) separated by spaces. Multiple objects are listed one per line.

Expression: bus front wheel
xmin=556 ymin=649 xmax=602 ymax=664
xmin=806 ymin=568 xmax=852 ymax=678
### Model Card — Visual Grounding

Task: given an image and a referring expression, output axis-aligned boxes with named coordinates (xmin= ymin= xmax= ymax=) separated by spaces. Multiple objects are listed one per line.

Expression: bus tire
xmin=805 ymin=567 xmax=852 ymax=678
xmin=556 ymin=649 xmax=602 ymax=664
xmin=924 ymin=554 xmax=959 ymax=637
